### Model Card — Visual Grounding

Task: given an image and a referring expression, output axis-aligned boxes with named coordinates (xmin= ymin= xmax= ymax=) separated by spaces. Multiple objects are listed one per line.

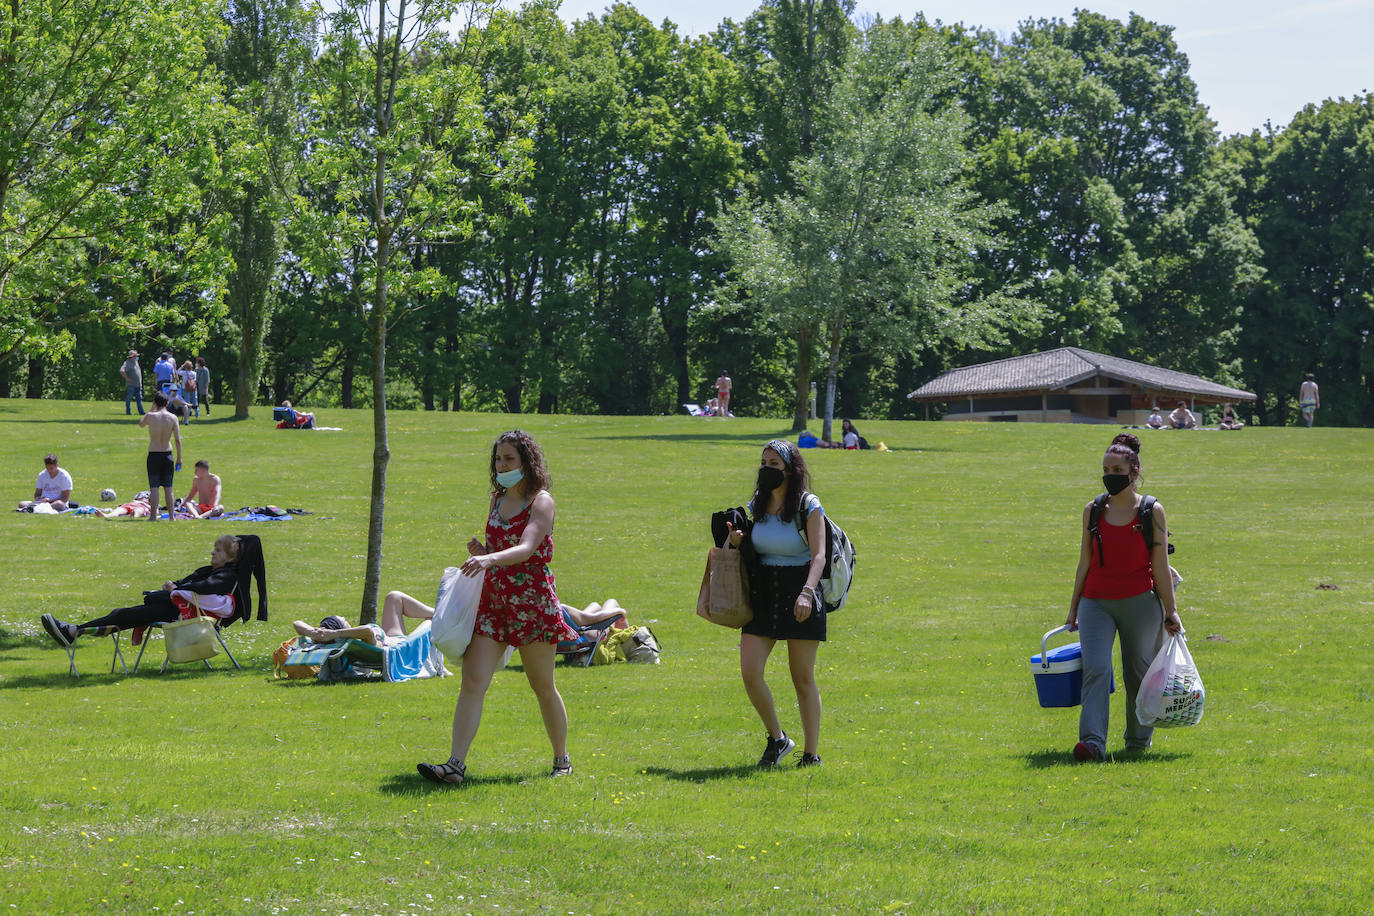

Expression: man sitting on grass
xmin=182 ymin=460 xmax=224 ymax=518
xmin=18 ymin=453 xmax=73 ymax=511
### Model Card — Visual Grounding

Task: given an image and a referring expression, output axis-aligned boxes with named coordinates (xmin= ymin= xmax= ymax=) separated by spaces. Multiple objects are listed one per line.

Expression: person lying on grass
xmin=292 ymin=590 xmax=436 ymax=648
xmin=40 ymin=535 xmax=240 ymax=647
xmin=99 ymin=497 xmax=151 ymax=518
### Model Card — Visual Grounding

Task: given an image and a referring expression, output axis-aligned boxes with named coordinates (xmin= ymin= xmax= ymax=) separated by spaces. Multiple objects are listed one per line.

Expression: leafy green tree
xmin=937 ymin=12 xmax=1259 ymax=373
xmin=1228 ymin=97 xmax=1374 ymax=426
xmin=213 ymin=0 xmax=315 ymax=417
xmin=0 ymin=0 xmax=231 ymax=383
xmin=306 ymin=0 xmax=523 ymax=622
xmin=717 ymin=0 xmax=855 ymax=428
xmin=718 ymin=21 xmax=1027 ymax=441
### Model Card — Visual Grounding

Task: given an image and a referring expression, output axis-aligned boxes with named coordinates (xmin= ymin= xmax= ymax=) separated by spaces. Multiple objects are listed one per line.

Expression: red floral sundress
xmin=473 ymin=498 xmax=577 ymax=647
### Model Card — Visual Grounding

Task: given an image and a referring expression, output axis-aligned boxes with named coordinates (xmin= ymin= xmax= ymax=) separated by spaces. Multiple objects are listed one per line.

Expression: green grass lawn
xmin=1 ymin=399 xmax=1370 ymax=914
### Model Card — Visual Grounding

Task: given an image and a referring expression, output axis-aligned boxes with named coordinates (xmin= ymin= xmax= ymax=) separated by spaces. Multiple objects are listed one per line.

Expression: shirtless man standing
xmin=183 ymin=459 xmax=223 ymax=518
xmin=139 ymin=392 xmax=182 ymax=521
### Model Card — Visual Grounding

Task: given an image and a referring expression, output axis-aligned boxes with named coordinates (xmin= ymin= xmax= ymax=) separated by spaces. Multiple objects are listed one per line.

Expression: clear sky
xmin=553 ymin=0 xmax=1374 ymax=137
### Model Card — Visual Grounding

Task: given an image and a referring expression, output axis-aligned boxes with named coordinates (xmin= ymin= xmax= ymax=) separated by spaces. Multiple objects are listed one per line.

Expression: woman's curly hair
xmin=489 ymin=429 xmax=552 ymax=495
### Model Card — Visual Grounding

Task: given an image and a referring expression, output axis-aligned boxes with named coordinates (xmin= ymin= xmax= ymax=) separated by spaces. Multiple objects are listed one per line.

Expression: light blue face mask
xmin=495 ymin=468 xmax=524 ymax=488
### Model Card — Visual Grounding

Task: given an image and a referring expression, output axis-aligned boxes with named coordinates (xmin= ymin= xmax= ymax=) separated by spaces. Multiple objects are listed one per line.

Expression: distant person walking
xmin=1065 ymin=433 xmax=1182 ymax=761
xmin=1299 ymin=373 xmax=1320 ymax=427
xmin=195 ymin=357 xmax=210 ymax=416
xmin=120 ymin=350 xmax=144 ymax=415
xmin=139 ymin=392 xmax=182 ymax=521
xmin=417 ymin=430 xmax=579 ymax=786
xmin=715 ymin=371 xmax=732 ymax=417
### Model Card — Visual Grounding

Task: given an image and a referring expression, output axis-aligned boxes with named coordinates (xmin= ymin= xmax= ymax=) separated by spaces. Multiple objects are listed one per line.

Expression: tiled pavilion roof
xmin=907 ymin=347 xmax=1255 ymax=403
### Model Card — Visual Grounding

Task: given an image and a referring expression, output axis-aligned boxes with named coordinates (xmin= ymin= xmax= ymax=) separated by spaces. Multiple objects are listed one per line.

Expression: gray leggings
xmin=1078 ymin=590 xmax=1165 ymax=752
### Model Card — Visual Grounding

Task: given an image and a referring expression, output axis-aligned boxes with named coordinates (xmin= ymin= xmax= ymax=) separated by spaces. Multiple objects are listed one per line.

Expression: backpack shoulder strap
xmin=1138 ymin=494 xmax=1158 ymax=553
xmin=1088 ymin=493 xmax=1109 ymax=567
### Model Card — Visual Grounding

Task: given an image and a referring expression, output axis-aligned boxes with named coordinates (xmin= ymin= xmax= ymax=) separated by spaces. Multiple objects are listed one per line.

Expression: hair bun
xmin=1111 ymin=432 xmax=1141 ymax=454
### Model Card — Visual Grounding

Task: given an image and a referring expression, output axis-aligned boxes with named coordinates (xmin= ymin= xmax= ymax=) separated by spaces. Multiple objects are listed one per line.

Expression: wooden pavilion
xmin=906 ymin=347 xmax=1256 ymax=423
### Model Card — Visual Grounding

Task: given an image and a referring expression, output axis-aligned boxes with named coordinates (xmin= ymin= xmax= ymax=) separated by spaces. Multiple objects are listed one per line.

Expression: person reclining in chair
xmin=40 ymin=535 xmax=240 ymax=648
xmin=292 ymin=590 xmax=435 ymax=648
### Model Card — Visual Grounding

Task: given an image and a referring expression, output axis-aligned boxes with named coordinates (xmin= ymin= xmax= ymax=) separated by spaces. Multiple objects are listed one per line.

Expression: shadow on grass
xmin=1021 ymin=748 xmax=1192 ymax=769
xmin=378 ymin=772 xmax=528 ymax=795
xmin=588 ymin=430 xmax=938 ymax=453
xmin=590 ymin=429 xmax=797 ymax=444
xmin=1 ymin=661 xmax=247 ymax=689
xmin=9 ymin=414 xmax=246 ymax=426
xmin=643 ymin=764 xmax=760 ymax=782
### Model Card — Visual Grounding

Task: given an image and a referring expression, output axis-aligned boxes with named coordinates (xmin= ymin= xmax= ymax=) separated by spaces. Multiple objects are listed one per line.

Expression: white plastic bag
xmin=430 ymin=567 xmax=483 ymax=661
xmin=1136 ymin=630 xmax=1205 ymax=728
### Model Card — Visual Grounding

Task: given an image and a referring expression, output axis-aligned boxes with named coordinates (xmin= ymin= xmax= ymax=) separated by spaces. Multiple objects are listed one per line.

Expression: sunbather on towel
xmin=40 ymin=535 xmax=239 ymax=646
xmin=292 ymin=591 xmax=435 ymax=648
xmin=99 ymin=498 xmax=151 ymax=519
xmin=181 ymin=460 xmax=224 ymax=518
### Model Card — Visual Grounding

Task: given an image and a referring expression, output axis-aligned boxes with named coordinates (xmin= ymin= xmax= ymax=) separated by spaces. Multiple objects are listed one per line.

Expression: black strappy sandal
xmin=417 ymin=760 xmax=466 ymax=785
xmin=551 ymin=755 xmax=573 ymax=777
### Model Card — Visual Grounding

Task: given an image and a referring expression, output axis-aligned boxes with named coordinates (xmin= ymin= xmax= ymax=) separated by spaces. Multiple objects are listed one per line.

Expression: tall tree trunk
xmin=821 ymin=318 xmax=845 ymax=441
xmin=362 ymin=302 xmax=389 ymax=625
xmin=822 ymin=331 xmax=843 ymax=442
xmin=791 ymin=328 xmax=814 ymax=431
xmin=421 ymin=334 xmax=435 ymax=410
xmin=341 ymin=355 xmax=355 ymax=408
xmin=232 ymin=182 xmax=278 ymax=418
xmin=26 ymin=357 xmax=43 ymax=398
xmin=503 ymin=383 xmax=522 ymax=413
xmin=0 ymin=359 xmax=10 ymax=398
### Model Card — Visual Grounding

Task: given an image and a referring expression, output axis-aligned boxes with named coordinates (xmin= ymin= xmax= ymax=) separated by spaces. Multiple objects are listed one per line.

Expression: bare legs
xmin=741 ymin=634 xmax=784 ymax=738
xmin=448 ymin=635 xmax=507 ymax=763
xmin=445 ymin=635 xmax=568 ymax=768
xmin=149 ymin=485 xmax=175 ymax=521
xmin=740 ymin=634 xmax=821 ymax=754
xmin=381 ymin=590 xmax=434 ymax=638
xmin=518 ymin=641 xmax=568 ymax=759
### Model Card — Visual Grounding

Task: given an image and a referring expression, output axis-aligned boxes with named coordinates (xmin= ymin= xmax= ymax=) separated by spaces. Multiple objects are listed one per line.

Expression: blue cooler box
xmin=1031 ymin=626 xmax=1113 ymax=708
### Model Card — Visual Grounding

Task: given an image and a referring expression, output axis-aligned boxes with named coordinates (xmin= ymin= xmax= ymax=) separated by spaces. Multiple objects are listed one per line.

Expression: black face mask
xmin=756 ymin=466 xmax=786 ymax=494
xmin=1102 ymin=473 xmax=1132 ymax=496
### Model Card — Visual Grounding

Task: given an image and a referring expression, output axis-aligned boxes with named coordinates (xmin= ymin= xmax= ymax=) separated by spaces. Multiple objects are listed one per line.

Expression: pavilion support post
xmin=1041 ymin=393 xmax=1047 ymax=423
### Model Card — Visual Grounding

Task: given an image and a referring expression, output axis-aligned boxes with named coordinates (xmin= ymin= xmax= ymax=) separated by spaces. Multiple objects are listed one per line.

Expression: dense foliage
xmin=0 ymin=1 xmax=1368 ymax=425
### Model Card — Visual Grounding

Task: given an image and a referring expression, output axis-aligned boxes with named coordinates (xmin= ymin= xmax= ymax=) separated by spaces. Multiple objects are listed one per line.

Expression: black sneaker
xmin=551 ymin=755 xmax=573 ymax=777
xmin=797 ymin=752 xmax=821 ymax=768
xmin=757 ymin=732 xmax=795 ymax=767
xmin=41 ymin=614 xmax=75 ymax=648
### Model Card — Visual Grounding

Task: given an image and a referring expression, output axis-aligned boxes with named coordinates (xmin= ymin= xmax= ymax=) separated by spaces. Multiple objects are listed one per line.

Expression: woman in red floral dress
xmin=418 ymin=430 xmax=578 ymax=786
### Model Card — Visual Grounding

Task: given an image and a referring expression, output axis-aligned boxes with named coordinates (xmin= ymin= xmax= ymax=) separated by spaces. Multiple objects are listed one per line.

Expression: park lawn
xmin=0 ymin=399 xmax=1370 ymax=914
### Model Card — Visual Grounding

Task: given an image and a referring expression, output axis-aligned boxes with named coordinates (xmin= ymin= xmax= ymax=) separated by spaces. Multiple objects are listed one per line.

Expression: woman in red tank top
xmin=418 ymin=430 xmax=578 ymax=786
xmin=1065 ymin=434 xmax=1183 ymax=762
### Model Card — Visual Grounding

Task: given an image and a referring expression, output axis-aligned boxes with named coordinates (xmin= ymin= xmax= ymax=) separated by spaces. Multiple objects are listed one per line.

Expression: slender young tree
xmin=718 ymin=22 xmax=1029 ymax=440
xmin=306 ymin=0 xmax=523 ymax=622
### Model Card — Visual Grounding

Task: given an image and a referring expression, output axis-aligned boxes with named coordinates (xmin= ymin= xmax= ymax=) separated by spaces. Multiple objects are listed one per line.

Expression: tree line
xmin=2 ymin=0 xmax=1370 ymax=428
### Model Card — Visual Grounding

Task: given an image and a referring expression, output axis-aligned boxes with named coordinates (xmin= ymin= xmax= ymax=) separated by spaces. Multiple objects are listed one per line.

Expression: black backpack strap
xmin=1137 ymin=495 xmax=1157 ymax=553
xmin=1088 ymin=493 xmax=1110 ymax=567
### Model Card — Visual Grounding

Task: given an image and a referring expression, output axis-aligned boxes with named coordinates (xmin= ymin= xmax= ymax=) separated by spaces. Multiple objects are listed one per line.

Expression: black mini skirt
xmin=742 ymin=564 xmax=826 ymax=642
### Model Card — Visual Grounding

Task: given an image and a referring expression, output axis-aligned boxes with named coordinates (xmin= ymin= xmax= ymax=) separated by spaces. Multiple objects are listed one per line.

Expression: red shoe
xmin=1073 ymin=741 xmax=1103 ymax=762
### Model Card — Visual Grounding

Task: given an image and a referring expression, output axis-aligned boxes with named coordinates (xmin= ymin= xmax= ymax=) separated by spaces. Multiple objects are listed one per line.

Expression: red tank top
xmin=1082 ymin=514 xmax=1154 ymax=599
